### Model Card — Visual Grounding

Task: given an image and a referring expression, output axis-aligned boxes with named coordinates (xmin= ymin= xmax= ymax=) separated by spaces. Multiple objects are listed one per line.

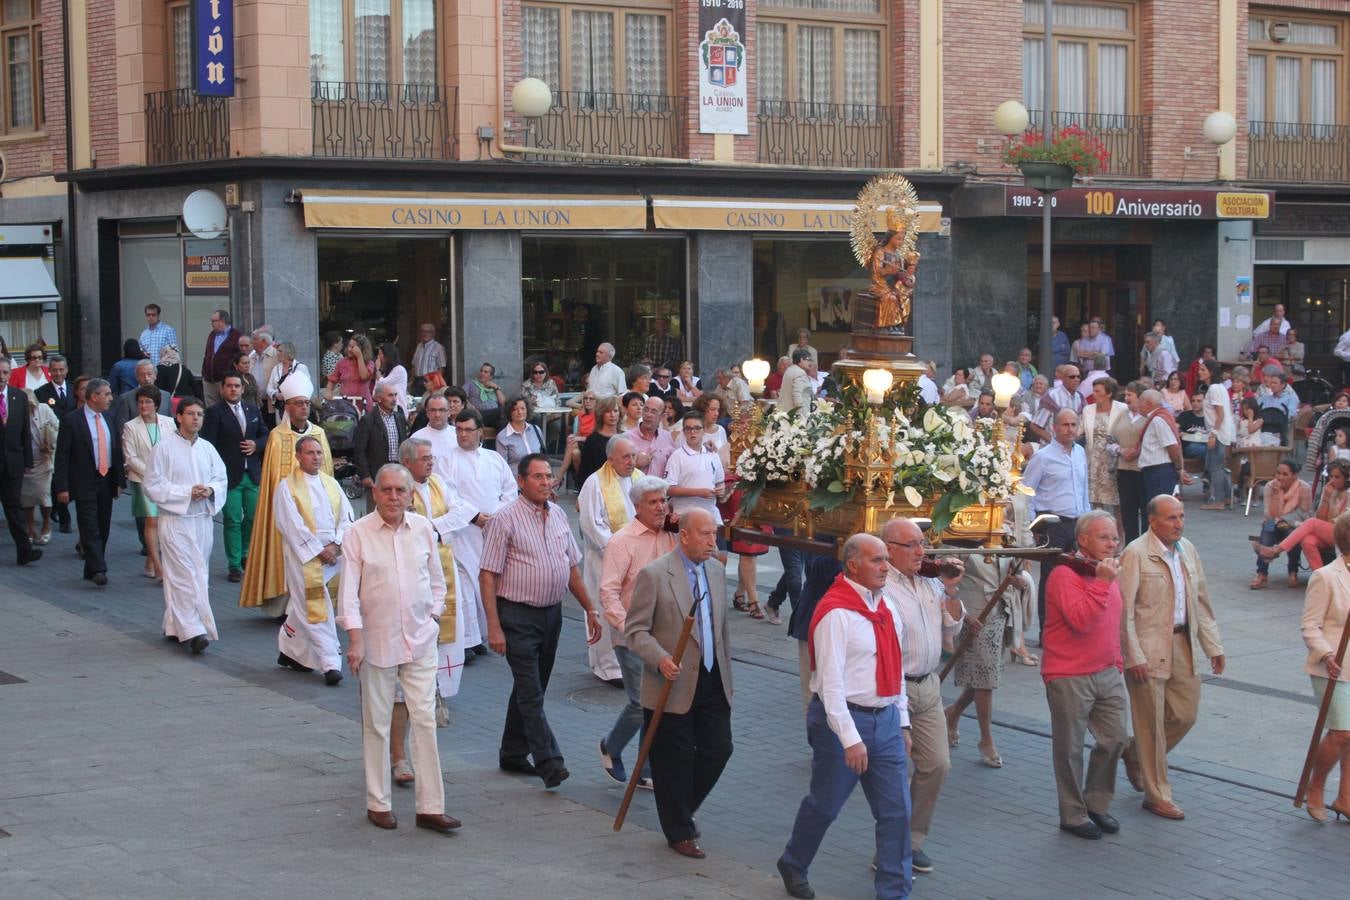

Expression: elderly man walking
xmin=481 ymin=453 xmax=603 ymax=788
xmin=1042 ymin=510 xmax=1130 ymax=840
xmin=1118 ymin=495 xmax=1225 ymax=820
xmin=597 ymin=474 xmax=676 ymax=787
xmin=1132 ymin=390 xmax=1190 ymax=503
xmin=880 ymin=517 xmax=965 ymax=875
xmin=778 ymin=533 xmax=913 ymax=900
xmin=579 ymin=434 xmax=637 ymax=685
xmin=338 ymin=463 xmax=460 ymax=835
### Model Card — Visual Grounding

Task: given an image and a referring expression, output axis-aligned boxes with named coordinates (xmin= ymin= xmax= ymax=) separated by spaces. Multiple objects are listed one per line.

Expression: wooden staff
xmin=1293 ymin=616 xmax=1350 ymax=808
xmin=939 ymin=559 xmax=1027 ymax=683
xmin=613 ymin=593 xmax=702 ymax=831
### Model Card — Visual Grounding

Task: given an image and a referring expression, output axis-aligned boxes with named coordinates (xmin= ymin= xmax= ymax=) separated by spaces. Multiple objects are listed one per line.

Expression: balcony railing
xmin=146 ymin=89 xmax=230 ymax=164
xmin=756 ymin=100 xmax=897 ymax=168
xmin=312 ymin=82 xmax=458 ymax=160
xmin=1248 ymin=122 xmax=1350 ymax=183
xmin=521 ymin=91 xmax=687 ymax=160
xmin=1027 ymin=110 xmax=1152 ymax=177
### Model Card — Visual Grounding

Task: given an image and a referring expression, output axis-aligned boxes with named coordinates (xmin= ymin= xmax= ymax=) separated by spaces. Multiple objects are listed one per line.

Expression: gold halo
xmin=850 ymin=174 xmax=921 ymax=268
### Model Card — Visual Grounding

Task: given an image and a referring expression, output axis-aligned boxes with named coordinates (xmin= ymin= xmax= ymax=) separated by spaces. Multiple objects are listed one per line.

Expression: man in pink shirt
xmin=338 ymin=463 xmax=460 ymax=836
xmin=597 ymin=475 xmax=677 ymax=787
xmin=626 ymin=396 xmax=675 ymax=477
xmin=1042 ymin=509 xmax=1129 ymax=841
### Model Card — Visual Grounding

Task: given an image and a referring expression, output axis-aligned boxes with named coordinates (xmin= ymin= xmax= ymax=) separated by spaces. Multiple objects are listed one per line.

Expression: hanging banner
xmin=192 ymin=0 xmax=234 ymax=97
xmin=184 ymin=239 xmax=230 ymax=294
xmin=698 ymin=1 xmax=748 ymax=135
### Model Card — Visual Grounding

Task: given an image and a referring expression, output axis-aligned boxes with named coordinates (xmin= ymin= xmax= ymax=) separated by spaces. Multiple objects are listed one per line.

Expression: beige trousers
xmin=1125 ymin=632 xmax=1201 ymax=806
xmin=1045 ymin=668 xmax=1129 ymax=825
xmin=906 ymin=672 xmax=950 ymax=848
xmin=359 ymin=643 xmax=445 ymax=815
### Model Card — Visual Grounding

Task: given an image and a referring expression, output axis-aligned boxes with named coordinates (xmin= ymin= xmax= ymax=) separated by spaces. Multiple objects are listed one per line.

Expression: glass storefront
xmin=752 ymin=237 xmax=861 ymax=366
xmin=521 ymin=235 xmax=687 ymax=388
xmin=119 ymin=220 xmax=231 ymax=369
xmin=1253 ymin=266 xmax=1349 ymax=381
xmin=316 ymin=235 xmax=452 ymax=359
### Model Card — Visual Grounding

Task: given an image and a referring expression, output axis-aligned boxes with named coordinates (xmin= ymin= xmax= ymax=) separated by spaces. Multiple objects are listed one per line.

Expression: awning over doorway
xmin=0 ymin=257 xmax=60 ymax=305
xmin=651 ymin=196 xmax=944 ymax=233
xmin=299 ymin=190 xmax=648 ymax=230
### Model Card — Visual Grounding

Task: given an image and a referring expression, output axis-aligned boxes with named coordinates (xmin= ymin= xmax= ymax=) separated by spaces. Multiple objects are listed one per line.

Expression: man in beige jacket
xmin=1117 ymin=494 xmax=1225 ymax=820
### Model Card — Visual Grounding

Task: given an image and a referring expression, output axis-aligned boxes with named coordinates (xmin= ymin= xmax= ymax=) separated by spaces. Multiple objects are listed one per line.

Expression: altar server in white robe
xmin=400 ymin=436 xmax=478 ymax=695
xmin=275 ymin=434 xmax=355 ymax=685
xmin=577 ymin=434 xmax=637 ymax=683
xmin=143 ymin=397 xmax=228 ymax=654
xmin=413 ymin=403 xmax=516 ymax=647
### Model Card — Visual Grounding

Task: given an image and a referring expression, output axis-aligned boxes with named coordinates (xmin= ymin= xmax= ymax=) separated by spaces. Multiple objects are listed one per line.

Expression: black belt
xmin=1173 ymin=623 xmax=1188 ymax=634
xmin=904 ymin=672 xmax=932 ymax=683
xmin=845 ymin=701 xmax=889 ymax=714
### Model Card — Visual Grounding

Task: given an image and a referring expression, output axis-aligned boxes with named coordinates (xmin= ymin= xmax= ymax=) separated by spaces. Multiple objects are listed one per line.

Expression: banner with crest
xmin=698 ymin=1 xmax=748 ymax=135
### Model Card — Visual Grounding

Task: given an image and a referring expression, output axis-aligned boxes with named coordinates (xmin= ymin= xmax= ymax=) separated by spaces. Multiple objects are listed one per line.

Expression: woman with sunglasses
xmin=521 ymin=360 xmax=560 ymax=408
xmin=9 ymin=343 xmax=50 ymax=391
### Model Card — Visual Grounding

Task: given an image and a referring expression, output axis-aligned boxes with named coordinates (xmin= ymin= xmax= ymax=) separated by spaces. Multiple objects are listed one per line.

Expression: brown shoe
xmin=367 ymin=809 xmax=398 ymax=829
xmin=1122 ymin=754 xmax=1144 ymax=793
xmin=1249 ymin=574 xmax=1267 ymax=590
xmin=415 ymin=813 xmax=462 ymax=834
xmin=1142 ymin=799 xmax=1185 ymax=820
xmin=668 ymin=838 xmax=706 ymax=859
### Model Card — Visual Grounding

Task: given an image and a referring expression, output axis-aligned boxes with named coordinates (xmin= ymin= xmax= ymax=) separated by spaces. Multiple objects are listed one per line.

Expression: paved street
xmin=1 ymin=490 xmax=1346 ymax=899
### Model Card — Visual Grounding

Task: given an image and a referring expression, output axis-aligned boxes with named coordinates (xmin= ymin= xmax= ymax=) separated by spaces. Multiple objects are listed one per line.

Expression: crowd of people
xmin=7 ymin=302 xmax=1350 ymax=900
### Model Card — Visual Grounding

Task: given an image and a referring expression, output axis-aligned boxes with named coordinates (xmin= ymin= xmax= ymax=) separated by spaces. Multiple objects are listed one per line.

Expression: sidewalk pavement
xmin=0 ymin=491 xmax=1345 ymax=899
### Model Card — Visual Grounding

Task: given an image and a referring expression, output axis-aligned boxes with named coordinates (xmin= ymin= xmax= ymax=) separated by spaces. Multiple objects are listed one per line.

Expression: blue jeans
xmin=770 ymin=542 xmax=804 ymax=613
xmin=1182 ymin=441 xmax=1207 ymax=460
xmin=1256 ymin=520 xmax=1301 ymax=575
xmin=782 ymin=697 xmax=912 ymax=898
xmin=1141 ymin=463 xmax=1179 ymax=506
xmin=604 ymin=646 xmax=649 ymax=776
xmin=1205 ymin=442 xmax=1231 ymax=504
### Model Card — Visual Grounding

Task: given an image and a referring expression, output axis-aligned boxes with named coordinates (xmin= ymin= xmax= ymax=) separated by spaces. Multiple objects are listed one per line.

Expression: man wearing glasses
xmin=647 ymin=367 xmax=680 ymax=409
xmin=664 ymin=412 xmax=726 ymax=527
xmin=138 ymin=304 xmax=178 ymax=368
xmin=1031 ymin=364 xmax=1085 ymax=445
xmin=200 ymin=309 xmax=243 ymax=405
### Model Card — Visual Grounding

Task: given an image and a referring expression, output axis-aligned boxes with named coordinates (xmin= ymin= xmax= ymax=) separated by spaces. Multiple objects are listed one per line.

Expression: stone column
xmin=461 ymin=231 xmax=523 ymax=386
xmin=692 ymin=232 xmax=753 ymax=374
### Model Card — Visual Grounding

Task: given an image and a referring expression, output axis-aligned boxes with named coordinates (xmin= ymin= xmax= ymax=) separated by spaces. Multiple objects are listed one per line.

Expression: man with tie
xmin=202 ymin=372 xmax=270 ymax=582
xmin=625 ymin=508 xmax=734 ymax=860
xmin=778 ymin=533 xmax=913 ymax=900
xmin=0 ymin=358 xmax=42 ymax=565
xmin=53 ymin=378 xmax=124 ymax=585
xmin=34 ymin=356 xmax=74 ymax=532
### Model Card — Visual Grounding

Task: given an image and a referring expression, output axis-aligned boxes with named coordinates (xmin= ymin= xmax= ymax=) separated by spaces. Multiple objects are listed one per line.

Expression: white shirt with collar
xmin=587 ymin=361 xmax=627 ymax=398
xmin=1149 ymin=532 xmax=1188 ymax=627
xmin=1138 ymin=412 xmax=1178 ymax=468
xmin=810 ymin=575 xmax=910 ymax=749
xmin=883 ymin=566 xmax=964 ymax=685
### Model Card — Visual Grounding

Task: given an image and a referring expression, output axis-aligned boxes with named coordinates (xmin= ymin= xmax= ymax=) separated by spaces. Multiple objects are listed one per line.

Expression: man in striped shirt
xmin=480 ymin=453 xmax=603 ymax=789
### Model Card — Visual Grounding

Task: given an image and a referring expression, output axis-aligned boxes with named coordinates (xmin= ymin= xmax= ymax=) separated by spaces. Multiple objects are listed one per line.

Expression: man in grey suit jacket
xmin=625 ymin=508 xmax=733 ymax=860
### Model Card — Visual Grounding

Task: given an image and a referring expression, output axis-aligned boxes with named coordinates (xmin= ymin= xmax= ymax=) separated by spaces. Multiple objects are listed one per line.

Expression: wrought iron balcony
xmin=756 ymin=100 xmax=897 ymax=168
xmin=311 ymin=82 xmax=458 ymax=160
xmin=1248 ymin=122 xmax=1350 ymax=183
xmin=520 ymin=91 xmax=687 ymax=160
xmin=145 ymin=89 xmax=230 ymax=164
xmin=1026 ymin=110 xmax=1152 ymax=177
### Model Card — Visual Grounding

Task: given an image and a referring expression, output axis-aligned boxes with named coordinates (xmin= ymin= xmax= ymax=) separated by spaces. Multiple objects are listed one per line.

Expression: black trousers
xmin=645 ymin=660 xmax=733 ymax=843
xmin=498 ymin=598 xmax=564 ymax=772
xmin=53 ymin=498 xmax=70 ymax=527
xmin=74 ymin=479 xmax=115 ymax=578
xmin=1117 ymin=469 xmax=1144 ymax=545
xmin=0 ymin=471 xmax=32 ymax=559
xmin=1037 ymin=517 xmax=1078 ymax=640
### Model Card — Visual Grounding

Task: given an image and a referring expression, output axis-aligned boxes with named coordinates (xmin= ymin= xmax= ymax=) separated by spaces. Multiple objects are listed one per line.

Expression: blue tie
xmin=693 ymin=564 xmax=714 ymax=672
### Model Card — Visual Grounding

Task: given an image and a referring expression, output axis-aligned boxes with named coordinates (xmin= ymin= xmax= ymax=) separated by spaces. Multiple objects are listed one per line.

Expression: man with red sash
xmin=275 ymin=435 xmax=354 ymax=685
xmin=777 ymin=533 xmax=912 ymax=900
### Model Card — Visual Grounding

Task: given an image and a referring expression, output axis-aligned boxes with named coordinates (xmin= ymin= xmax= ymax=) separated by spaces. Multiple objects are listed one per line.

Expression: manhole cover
xmin=566 ymin=685 xmax=627 ymax=709
xmin=0 ymin=671 xmax=26 ymax=686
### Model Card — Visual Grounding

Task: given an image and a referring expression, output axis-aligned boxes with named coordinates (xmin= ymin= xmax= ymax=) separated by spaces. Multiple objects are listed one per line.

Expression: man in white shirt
xmin=968 ymin=354 xmax=997 ymax=395
xmin=881 ymin=518 xmax=966 ymax=877
xmin=338 ymin=463 xmax=460 ymax=836
xmin=777 ymin=347 xmax=816 ymax=418
xmin=1032 ymin=365 xmax=1085 ymax=442
xmin=274 ymin=435 xmax=355 ymax=685
xmin=1141 ymin=334 xmax=1178 ymax=385
xmin=1252 ymin=303 xmax=1291 ymax=338
xmin=412 ymin=402 xmax=517 ymax=651
xmin=409 ymin=323 xmax=447 ymax=392
xmin=1133 ymin=389 xmax=1190 ymax=502
xmin=249 ymin=327 xmax=280 ymax=414
xmin=578 ymin=435 xmax=637 ymax=684
xmin=143 ymin=398 xmax=229 ymax=655
xmin=587 ymin=342 xmax=628 ymax=398
xmin=1199 ymin=358 xmax=1234 ymax=510
xmin=665 ymin=412 xmax=726 ymax=525
xmin=778 ymin=533 xmax=913 ymax=900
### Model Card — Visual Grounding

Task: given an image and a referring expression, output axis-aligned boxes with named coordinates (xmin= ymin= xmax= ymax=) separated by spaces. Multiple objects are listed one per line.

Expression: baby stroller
xmin=1304 ymin=408 xmax=1350 ymax=497
xmin=317 ymin=396 xmax=363 ymax=499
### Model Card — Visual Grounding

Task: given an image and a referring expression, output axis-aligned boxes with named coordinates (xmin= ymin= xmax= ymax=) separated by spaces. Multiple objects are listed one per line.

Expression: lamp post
xmin=511 ymin=77 xmax=554 ymax=147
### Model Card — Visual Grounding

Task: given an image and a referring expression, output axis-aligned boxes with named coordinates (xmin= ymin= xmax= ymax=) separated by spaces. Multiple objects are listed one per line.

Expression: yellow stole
xmin=286 ymin=470 xmax=344 ymax=624
xmin=597 ymin=462 xmax=630 ymax=532
xmin=412 ymin=477 xmax=458 ymax=644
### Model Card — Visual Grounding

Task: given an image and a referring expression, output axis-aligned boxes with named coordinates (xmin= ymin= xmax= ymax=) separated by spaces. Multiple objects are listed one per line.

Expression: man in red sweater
xmin=1042 ymin=509 xmax=1130 ymax=840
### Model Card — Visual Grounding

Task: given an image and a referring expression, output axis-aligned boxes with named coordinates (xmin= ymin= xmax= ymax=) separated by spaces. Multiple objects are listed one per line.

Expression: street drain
xmin=566 ymin=685 xmax=626 ymax=710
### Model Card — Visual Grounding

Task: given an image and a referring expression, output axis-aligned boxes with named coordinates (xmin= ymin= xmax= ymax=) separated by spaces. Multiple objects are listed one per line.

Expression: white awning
xmin=0 ymin=257 xmax=60 ymax=306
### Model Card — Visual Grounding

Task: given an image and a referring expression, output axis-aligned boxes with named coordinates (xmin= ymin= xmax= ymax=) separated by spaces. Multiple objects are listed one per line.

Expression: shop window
xmin=758 ymin=0 xmax=885 ymax=114
xmin=309 ymin=0 xmax=438 ymax=86
xmin=118 ymin=225 xmax=231 ymax=372
xmin=316 ymin=236 xmax=451 ymax=366
xmin=1248 ymin=12 xmax=1344 ymax=135
xmin=1022 ymin=0 xmax=1134 ymax=123
xmin=752 ymin=238 xmax=867 ymax=367
xmin=522 ymin=2 xmax=672 ymax=98
xmin=521 ymin=236 xmax=685 ymax=387
xmin=1 ymin=0 xmax=42 ymax=134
